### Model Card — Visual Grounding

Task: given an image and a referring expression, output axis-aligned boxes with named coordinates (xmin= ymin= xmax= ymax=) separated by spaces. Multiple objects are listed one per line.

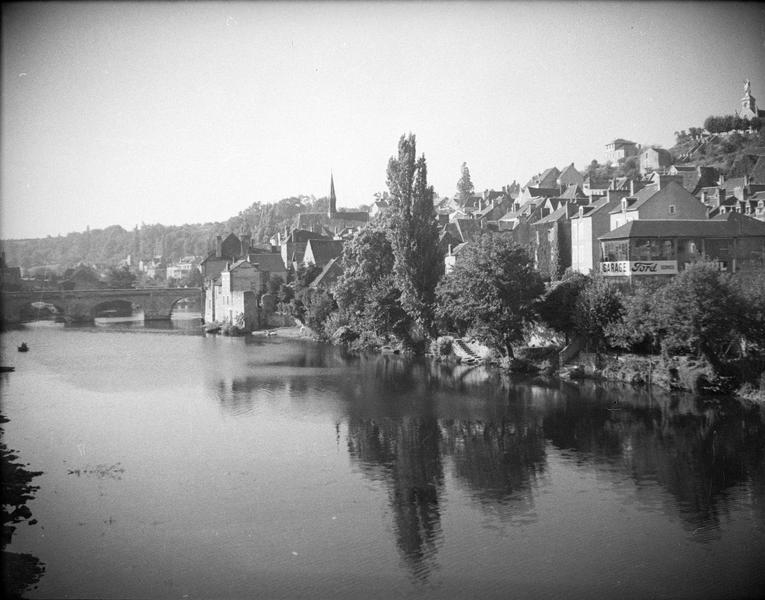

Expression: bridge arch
xmin=16 ymin=300 xmax=66 ymax=322
xmin=91 ymin=299 xmax=138 ymax=319
xmin=169 ymin=293 xmax=202 ymax=317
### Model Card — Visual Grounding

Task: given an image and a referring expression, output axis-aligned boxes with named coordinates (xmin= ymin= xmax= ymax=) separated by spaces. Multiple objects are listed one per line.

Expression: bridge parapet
xmin=1 ymin=287 xmax=203 ymax=324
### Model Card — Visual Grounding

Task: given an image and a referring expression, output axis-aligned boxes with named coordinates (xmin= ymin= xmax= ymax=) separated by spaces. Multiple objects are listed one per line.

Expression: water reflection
xmin=348 ymin=417 xmax=444 ymax=582
xmin=208 ymin=346 xmax=765 ymax=585
xmin=3 ymin=325 xmax=765 ymax=598
xmin=544 ymin=382 xmax=765 ymax=534
xmin=1 ymin=415 xmax=45 ymax=599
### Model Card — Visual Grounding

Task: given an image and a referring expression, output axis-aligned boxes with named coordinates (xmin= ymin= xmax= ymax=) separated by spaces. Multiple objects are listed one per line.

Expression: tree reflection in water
xmin=211 ymin=345 xmax=765 ymax=583
xmin=347 ymin=416 xmax=444 ymax=582
xmin=1 ymin=415 xmax=45 ymax=599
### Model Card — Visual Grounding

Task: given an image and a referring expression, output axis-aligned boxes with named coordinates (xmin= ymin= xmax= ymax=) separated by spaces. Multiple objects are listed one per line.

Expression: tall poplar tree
xmin=456 ymin=162 xmax=474 ymax=201
xmin=386 ymin=134 xmax=442 ymax=335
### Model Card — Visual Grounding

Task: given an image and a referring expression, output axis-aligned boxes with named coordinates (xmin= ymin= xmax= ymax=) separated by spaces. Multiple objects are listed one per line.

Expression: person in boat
xmin=18 ymin=342 xmax=29 ymax=352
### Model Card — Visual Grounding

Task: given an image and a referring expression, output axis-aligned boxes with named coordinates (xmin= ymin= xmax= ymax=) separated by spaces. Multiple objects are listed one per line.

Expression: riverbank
xmin=251 ymin=325 xmax=310 ymax=339
xmin=559 ymin=352 xmax=765 ymax=404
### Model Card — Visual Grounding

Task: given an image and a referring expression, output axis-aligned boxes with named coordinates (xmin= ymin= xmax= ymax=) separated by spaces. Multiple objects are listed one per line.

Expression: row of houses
xmin=201 ymin=176 xmax=366 ymax=328
xmin=203 ymin=148 xmax=765 ymax=329
xmin=442 ymin=146 xmax=765 ymax=281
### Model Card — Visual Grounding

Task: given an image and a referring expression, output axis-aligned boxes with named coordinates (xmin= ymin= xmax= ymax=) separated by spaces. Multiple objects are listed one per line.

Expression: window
xmin=603 ymin=240 xmax=629 ymax=261
xmin=668 ymin=205 xmax=676 ymax=215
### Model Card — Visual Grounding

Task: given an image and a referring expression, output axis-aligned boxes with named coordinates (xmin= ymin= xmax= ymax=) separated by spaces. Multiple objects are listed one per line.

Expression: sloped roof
xmin=534 ymin=204 xmax=569 ymax=225
xmin=287 ymin=229 xmax=330 ymax=244
xmin=289 ymin=242 xmax=308 ymax=264
xmin=527 ymin=186 xmax=560 ymax=198
xmin=333 ymin=210 xmax=369 ymax=223
xmin=558 ymin=184 xmax=586 ymax=200
xmin=305 ymin=239 xmax=344 ymax=265
xmin=455 ymin=218 xmax=483 ymax=243
xmin=722 ymin=177 xmax=748 ymax=193
xmin=557 ymin=163 xmax=584 ymax=187
xmin=248 ymin=253 xmax=286 ymax=273
xmin=599 ymin=212 xmax=765 ymax=240
xmin=750 ymin=156 xmax=765 ymax=185
xmin=525 ymin=167 xmax=560 ymax=189
xmin=309 ymin=256 xmax=344 ymax=289
xmin=451 ymin=242 xmax=470 ymax=255
xmin=474 ymin=201 xmax=510 ymax=221
xmin=228 ymin=259 xmax=258 ymax=271
xmin=571 ymin=196 xmax=621 ymax=220
xmin=612 ymin=180 xmax=702 ymax=215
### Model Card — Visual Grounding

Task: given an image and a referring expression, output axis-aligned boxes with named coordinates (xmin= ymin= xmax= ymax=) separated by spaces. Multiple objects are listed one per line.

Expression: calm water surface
xmin=1 ymin=322 xmax=765 ymax=599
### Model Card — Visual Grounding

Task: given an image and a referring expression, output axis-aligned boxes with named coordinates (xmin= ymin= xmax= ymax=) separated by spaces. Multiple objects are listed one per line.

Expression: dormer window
xmin=668 ymin=205 xmax=676 ymax=215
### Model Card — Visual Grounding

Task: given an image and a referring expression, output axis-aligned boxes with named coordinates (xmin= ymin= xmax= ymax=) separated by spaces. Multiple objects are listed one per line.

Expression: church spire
xmin=328 ymin=172 xmax=337 ymax=218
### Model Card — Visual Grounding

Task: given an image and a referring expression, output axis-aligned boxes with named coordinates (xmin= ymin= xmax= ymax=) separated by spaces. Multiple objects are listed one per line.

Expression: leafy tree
xmin=60 ymin=265 xmax=101 ymax=290
xmin=737 ymin=271 xmax=765 ymax=352
xmin=386 ymin=133 xmax=442 ymax=335
xmin=182 ymin=267 xmax=203 ymax=288
xmin=654 ymin=260 xmax=747 ymax=369
xmin=293 ymin=263 xmax=322 ymax=290
xmin=456 ymin=162 xmax=474 ymax=201
xmin=295 ymin=288 xmax=336 ymax=334
xmin=574 ymin=275 xmax=624 ymax=353
xmin=435 ymin=233 xmax=545 ymax=358
xmin=266 ymin=274 xmax=284 ymax=296
xmin=605 ymin=279 xmax=667 ymax=353
xmin=334 ymin=224 xmax=400 ymax=335
xmin=104 ymin=265 xmax=136 ymax=289
xmin=536 ymin=271 xmax=590 ymax=344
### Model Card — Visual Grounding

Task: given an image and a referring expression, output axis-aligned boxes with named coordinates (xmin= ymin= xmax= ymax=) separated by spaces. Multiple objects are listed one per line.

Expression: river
xmin=1 ymin=321 xmax=764 ymax=599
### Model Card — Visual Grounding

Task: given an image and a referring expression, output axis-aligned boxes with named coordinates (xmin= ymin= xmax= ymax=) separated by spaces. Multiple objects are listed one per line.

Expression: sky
xmin=2 ymin=1 xmax=764 ymax=240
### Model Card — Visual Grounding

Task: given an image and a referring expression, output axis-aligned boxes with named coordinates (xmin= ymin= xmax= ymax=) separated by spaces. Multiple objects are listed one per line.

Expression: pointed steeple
xmin=328 ymin=172 xmax=337 ymax=218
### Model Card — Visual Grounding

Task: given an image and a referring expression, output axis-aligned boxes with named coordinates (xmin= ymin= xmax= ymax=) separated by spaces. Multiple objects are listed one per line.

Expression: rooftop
xmin=599 ymin=212 xmax=765 ymax=240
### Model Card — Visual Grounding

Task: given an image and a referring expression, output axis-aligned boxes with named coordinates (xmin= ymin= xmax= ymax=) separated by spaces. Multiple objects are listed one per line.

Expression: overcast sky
xmin=2 ymin=1 xmax=764 ymax=239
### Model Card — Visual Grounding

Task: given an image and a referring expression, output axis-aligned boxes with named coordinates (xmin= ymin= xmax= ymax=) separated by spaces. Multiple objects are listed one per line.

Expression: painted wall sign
xmin=600 ymin=261 xmax=678 ymax=276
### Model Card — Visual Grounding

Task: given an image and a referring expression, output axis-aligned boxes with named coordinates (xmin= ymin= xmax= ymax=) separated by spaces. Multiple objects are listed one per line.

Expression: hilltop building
xmin=639 ymin=147 xmax=673 ymax=175
xmin=605 ymin=139 xmax=639 ymax=164
xmin=739 ymin=78 xmax=765 ymax=120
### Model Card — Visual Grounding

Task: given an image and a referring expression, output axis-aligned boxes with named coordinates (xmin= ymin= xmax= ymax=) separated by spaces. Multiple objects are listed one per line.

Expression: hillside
xmin=669 ymin=128 xmax=765 ymax=177
xmin=0 ymin=194 xmax=331 ymax=273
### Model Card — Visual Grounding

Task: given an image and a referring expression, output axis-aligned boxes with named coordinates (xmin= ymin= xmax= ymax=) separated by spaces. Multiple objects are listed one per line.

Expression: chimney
xmin=630 ymin=179 xmax=635 ymax=196
xmin=241 ymin=232 xmax=251 ymax=258
xmin=215 ymin=235 xmax=222 ymax=257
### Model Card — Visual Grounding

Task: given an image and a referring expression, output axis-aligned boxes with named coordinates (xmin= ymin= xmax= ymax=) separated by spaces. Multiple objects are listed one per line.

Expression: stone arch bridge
xmin=1 ymin=288 xmax=203 ymax=325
